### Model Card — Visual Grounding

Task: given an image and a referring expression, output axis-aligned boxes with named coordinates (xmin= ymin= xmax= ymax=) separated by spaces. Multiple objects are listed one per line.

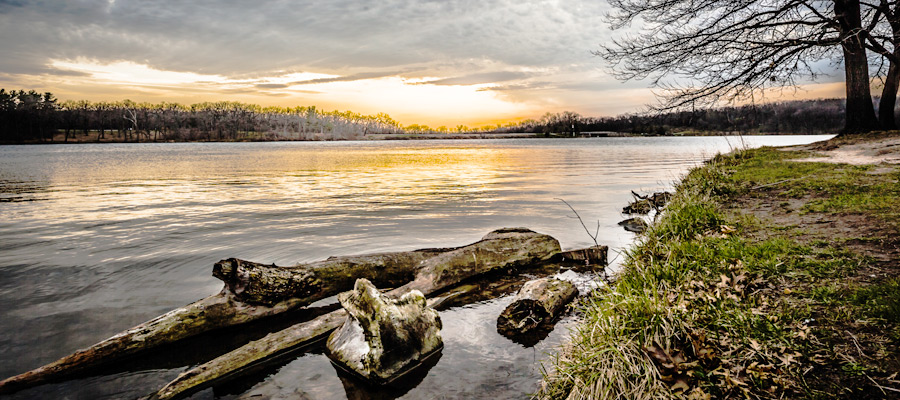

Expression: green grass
xmin=538 ymin=145 xmax=900 ymax=399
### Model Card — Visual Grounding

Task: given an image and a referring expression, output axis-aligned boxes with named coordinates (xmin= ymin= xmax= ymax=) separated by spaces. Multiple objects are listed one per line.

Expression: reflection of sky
xmin=0 ymin=136 xmax=832 ymax=399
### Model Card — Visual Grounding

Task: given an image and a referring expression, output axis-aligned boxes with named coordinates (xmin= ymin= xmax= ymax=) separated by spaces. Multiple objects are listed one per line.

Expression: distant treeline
xmin=0 ymin=89 xmax=406 ymax=143
xmin=0 ymin=89 xmax=870 ymax=143
xmin=502 ymin=99 xmax=858 ymax=136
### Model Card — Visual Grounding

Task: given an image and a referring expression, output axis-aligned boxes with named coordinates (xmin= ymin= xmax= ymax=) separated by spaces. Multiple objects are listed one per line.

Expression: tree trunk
xmin=0 ymin=228 xmax=559 ymax=395
xmin=835 ymin=0 xmax=880 ymax=134
xmin=879 ymin=59 xmax=900 ymax=130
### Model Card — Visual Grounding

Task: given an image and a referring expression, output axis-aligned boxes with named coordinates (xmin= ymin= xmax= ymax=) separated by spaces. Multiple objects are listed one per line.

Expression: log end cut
xmin=497 ymin=278 xmax=578 ymax=336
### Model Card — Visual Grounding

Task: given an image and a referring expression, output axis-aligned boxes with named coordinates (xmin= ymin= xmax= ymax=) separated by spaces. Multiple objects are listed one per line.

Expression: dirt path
xmin=790 ymin=133 xmax=900 ymax=165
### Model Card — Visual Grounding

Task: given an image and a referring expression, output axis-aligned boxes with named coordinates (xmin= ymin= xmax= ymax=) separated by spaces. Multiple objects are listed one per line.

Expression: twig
xmin=555 ymin=198 xmax=600 ymax=247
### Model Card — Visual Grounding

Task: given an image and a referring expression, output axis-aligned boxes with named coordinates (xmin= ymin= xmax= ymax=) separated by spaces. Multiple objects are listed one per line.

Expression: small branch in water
xmin=555 ymin=198 xmax=600 ymax=248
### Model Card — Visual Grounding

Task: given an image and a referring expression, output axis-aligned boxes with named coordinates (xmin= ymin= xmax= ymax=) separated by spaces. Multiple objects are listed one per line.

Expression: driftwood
xmin=618 ymin=217 xmax=649 ymax=233
xmin=326 ymin=279 xmax=443 ymax=385
xmin=624 ymin=191 xmax=673 ymax=214
xmin=150 ymin=228 xmax=560 ymax=400
xmin=0 ymin=250 xmax=450 ymax=394
xmin=0 ymin=228 xmax=557 ymax=395
xmin=497 ymin=277 xmax=578 ymax=336
xmin=558 ymin=245 xmax=608 ymax=267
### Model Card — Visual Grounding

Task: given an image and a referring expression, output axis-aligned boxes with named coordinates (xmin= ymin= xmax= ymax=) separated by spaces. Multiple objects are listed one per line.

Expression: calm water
xmin=0 ymin=136 xmax=830 ymax=399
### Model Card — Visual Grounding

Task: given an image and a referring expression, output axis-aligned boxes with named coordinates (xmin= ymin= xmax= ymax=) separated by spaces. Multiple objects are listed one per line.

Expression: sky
xmin=0 ymin=0 xmax=847 ymax=127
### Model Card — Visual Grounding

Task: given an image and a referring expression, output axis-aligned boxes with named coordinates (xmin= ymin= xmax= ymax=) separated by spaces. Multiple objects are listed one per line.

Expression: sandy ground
xmin=789 ymin=134 xmax=900 ymax=165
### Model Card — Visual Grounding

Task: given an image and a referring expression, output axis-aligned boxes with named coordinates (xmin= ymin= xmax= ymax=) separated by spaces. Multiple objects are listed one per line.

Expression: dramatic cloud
xmin=0 ymin=0 xmax=843 ymax=125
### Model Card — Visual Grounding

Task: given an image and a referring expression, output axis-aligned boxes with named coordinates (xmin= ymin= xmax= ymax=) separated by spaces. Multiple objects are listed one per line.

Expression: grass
xmin=538 ymin=143 xmax=900 ymax=399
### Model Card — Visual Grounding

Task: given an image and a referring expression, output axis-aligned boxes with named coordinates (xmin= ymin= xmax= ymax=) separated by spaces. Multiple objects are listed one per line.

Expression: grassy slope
xmin=538 ymin=142 xmax=900 ymax=399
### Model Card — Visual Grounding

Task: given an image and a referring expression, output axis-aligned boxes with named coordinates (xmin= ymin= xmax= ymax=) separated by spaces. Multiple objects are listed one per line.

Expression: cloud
xmin=288 ymin=70 xmax=411 ymax=85
xmin=256 ymin=83 xmax=289 ymax=89
xmin=0 ymin=0 xmax=610 ymax=77
xmin=0 ymin=0 xmax=734 ymax=123
xmin=416 ymin=71 xmax=536 ymax=86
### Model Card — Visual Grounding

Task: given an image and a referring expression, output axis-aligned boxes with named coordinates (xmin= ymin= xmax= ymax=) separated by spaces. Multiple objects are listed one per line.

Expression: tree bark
xmin=879 ymin=59 xmax=900 ymax=130
xmin=835 ymin=0 xmax=880 ymax=134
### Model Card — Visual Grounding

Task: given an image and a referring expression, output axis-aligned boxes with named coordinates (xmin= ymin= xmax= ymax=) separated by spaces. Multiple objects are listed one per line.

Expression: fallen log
xmin=558 ymin=245 xmax=608 ymax=267
xmin=212 ymin=249 xmax=446 ymax=306
xmin=149 ymin=228 xmax=560 ymax=400
xmin=497 ymin=277 xmax=578 ymax=336
xmin=0 ymin=229 xmax=554 ymax=395
xmin=0 ymin=291 xmax=310 ymax=395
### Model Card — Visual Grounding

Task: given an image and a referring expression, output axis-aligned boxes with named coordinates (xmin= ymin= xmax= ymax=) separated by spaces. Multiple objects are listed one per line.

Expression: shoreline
xmin=539 ymin=132 xmax=900 ymax=398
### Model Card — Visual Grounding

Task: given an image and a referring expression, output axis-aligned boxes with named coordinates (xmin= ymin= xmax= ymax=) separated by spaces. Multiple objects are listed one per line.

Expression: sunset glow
xmin=0 ymin=1 xmax=847 ymax=127
xmin=45 ymin=59 xmax=537 ymax=126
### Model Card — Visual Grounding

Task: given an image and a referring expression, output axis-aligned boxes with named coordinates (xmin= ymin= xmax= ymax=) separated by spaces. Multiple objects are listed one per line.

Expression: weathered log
xmin=558 ymin=245 xmax=608 ymax=267
xmin=212 ymin=249 xmax=447 ymax=306
xmin=397 ymin=228 xmax=560 ymax=294
xmin=0 ymin=291 xmax=311 ymax=395
xmin=150 ymin=308 xmax=348 ymax=400
xmin=497 ymin=277 xmax=578 ymax=336
xmin=149 ymin=228 xmax=559 ymax=400
xmin=326 ymin=279 xmax=443 ymax=385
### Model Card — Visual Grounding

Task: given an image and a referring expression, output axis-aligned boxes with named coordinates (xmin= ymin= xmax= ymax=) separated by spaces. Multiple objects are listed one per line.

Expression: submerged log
xmin=327 ymin=279 xmax=443 ymax=385
xmin=0 ymin=228 xmax=557 ymax=395
xmin=618 ymin=217 xmax=649 ymax=233
xmin=497 ymin=277 xmax=578 ymax=336
xmin=0 ymin=292 xmax=310 ymax=395
xmin=149 ymin=228 xmax=559 ymax=400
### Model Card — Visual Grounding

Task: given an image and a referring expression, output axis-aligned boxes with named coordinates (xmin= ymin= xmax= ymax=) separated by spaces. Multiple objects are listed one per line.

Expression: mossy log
xmin=0 ymin=229 xmax=555 ymax=395
xmin=497 ymin=277 xmax=578 ymax=335
xmin=150 ymin=228 xmax=559 ymax=400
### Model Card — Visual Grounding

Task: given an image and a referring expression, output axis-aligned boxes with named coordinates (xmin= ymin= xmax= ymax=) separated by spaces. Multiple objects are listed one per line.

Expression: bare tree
xmin=600 ymin=0 xmax=880 ymax=134
xmin=862 ymin=0 xmax=900 ymax=129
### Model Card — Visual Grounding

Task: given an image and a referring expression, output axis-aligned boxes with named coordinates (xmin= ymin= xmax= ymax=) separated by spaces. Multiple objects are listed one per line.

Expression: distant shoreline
xmin=0 ymin=130 xmax=830 ymax=145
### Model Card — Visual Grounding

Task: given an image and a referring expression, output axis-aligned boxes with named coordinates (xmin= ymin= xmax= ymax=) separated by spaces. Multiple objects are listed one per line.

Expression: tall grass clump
xmin=537 ymin=149 xmax=818 ymax=399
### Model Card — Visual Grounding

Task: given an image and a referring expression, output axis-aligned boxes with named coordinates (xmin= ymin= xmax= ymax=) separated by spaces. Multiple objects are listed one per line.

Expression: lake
xmin=0 ymin=136 xmax=831 ymax=399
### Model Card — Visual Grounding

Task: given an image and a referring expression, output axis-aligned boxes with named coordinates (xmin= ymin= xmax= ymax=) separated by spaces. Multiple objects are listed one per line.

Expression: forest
xmin=0 ymin=88 xmax=876 ymax=143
